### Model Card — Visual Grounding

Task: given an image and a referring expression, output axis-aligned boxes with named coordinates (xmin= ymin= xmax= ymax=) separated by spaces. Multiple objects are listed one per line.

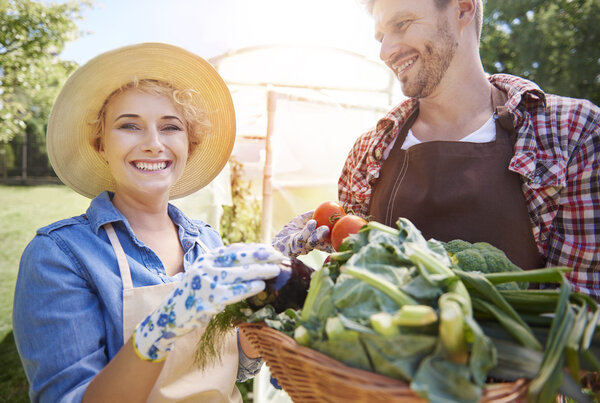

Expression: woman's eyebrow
xmin=162 ymin=115 xmax=184 ymax=124
xmin=115 ymin=113 xmax=140 ymax=121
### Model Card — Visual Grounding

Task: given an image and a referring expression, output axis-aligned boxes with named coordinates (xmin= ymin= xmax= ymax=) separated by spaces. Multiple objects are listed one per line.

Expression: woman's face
xmin=99 ymin=88 xmax=189 ymax=201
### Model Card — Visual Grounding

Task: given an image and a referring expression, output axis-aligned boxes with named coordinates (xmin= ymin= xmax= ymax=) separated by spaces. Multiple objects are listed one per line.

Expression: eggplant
xmin=247 ymin=257 xmax=315 ymax=313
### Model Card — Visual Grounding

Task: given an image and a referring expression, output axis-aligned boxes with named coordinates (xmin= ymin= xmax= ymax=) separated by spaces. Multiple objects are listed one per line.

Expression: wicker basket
xmin=240 ymin=322 xmax=530 ymax=403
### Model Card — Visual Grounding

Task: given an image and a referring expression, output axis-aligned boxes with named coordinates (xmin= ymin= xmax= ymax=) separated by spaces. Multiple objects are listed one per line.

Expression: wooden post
xmin=261 ymin=90 xmax=277 ymax=244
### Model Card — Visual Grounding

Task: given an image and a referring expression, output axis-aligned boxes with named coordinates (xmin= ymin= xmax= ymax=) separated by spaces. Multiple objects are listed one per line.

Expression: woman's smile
xmin=131 ymin=159 xmax=171 ymax=172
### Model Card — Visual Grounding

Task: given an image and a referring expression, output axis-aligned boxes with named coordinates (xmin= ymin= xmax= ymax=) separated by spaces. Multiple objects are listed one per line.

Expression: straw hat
xmin=47 ymin=42 xmax=236 ymax=199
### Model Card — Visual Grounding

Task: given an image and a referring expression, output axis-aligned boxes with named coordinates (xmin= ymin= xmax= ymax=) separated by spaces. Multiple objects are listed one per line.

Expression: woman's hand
xmin=133 ymin=243 xmax=285 ymax=362
xmin=272 ymin=211 xmax=333 ymax=257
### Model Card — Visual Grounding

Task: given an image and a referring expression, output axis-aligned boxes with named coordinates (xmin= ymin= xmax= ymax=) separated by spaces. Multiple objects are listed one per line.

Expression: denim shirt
xmin=12 ymin=191 xmax=260 ymax=402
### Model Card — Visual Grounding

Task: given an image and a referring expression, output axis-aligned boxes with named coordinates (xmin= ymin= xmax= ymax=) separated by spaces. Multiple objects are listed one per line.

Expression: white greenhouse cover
xmin=178 ymin=45 xmax=403 ymax=247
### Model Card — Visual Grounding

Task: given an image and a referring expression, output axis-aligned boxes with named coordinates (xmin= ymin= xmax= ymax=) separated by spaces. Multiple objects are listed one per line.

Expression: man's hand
xmin=272 ymin=211 xmax=333 ymax=258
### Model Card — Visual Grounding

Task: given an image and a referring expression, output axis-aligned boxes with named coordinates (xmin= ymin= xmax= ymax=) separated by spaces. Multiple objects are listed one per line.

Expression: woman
xmin=12 ymin=42 xmax=284 ymax=402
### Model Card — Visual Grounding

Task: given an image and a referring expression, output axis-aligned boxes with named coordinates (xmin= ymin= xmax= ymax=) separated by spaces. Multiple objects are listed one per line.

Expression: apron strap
xmin=196 ymin=239 xmax=210 ymax=253
xmin=104 ymin=223 xmax=134 ymax=290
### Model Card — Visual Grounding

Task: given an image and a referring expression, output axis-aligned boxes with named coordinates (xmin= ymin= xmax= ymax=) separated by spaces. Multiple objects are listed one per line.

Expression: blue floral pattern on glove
xmin=133 ymin=243 xmax=285 ymax=362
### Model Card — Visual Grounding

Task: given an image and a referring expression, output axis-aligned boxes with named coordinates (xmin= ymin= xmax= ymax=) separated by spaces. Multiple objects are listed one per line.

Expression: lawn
xmin=0 ymin=184 xmax=90 ymax=402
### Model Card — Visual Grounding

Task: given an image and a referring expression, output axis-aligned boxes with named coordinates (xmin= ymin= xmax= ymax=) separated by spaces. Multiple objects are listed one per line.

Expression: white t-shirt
xmin=383 ymin=115 xmax=497 ymax=159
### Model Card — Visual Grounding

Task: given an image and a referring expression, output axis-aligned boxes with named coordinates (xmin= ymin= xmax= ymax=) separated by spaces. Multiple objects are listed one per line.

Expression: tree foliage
xmin=0 ymin=0 xmax=91 ymax=145
xmin=481 ymin=0 xmax=600 ymax=105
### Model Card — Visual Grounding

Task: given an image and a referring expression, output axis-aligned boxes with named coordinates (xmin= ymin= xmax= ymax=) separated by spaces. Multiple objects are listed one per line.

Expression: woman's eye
xmin=162 ymin=124 xmax=183 ymax=132
xmin=119 ymin=123 xmax=139 ymax=130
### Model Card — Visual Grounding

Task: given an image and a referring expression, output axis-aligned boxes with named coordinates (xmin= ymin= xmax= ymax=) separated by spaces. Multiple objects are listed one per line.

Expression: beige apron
xmin=104 ymin=223 xmax=242 ymax=403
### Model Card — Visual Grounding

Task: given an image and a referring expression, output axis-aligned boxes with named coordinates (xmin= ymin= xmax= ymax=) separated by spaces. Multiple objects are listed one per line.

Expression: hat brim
xmin=47 ymin=42 xmax=235 ymax=199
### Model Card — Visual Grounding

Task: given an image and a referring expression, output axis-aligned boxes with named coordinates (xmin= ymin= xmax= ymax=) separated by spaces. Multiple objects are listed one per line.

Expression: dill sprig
xmin=194 ymin=300 xmax=252 ymax=369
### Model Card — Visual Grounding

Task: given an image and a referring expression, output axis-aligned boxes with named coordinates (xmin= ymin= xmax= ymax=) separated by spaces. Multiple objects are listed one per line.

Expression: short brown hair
xmin=91 ymin=78 xmax=211 ymax=155
xmin=363 ymin=0 xmax=483 ymax=41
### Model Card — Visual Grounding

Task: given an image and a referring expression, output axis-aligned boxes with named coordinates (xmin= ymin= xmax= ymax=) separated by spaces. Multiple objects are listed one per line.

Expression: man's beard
xmin=400 ymin=18 xmax=458 ymax=98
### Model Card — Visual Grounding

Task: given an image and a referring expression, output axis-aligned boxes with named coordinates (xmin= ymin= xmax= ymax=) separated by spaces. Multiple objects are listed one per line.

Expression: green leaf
xmin=528 ymin=280 xmax=575 ymax=402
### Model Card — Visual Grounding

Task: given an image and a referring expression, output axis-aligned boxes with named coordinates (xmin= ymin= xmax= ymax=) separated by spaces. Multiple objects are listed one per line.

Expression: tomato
xmin=331 ymin=214 xmax=368 ymax=251
xmin=312 ymin=201 xmax=345 ymax=233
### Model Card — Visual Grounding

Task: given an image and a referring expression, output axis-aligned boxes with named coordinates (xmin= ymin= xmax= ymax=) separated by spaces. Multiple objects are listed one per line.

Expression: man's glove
xmin=272 ymin=211 xmax=333 ymax=258
xmin=132 ymin=243 xmax=285 ymax=362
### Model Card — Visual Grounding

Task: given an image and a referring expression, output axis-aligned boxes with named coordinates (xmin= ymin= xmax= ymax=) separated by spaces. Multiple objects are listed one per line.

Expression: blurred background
xmin=1 ymin=0 xmax=599 ymax=401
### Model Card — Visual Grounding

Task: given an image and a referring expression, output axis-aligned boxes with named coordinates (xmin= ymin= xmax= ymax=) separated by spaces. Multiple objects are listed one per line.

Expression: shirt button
xmin=374 ymin=149 xmax=382 ymax=160
xmin=184 ymin=240 xmax=192 ymax=248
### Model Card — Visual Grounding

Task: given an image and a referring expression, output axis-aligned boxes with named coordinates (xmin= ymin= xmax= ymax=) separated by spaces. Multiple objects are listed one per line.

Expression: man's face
xmin=373 ymin=0 xmax=458 ymax=98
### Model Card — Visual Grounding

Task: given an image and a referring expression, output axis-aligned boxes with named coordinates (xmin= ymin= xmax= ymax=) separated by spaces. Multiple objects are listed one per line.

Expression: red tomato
xmin=331 ymin=214 xmax=368 ymax=251
xmin=312 ymin=201 xmax=345 ymax=233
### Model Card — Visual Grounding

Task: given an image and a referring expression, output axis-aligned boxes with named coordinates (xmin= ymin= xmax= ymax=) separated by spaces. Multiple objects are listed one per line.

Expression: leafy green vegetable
xmin=287 ymin=218 xmax=599 ymax=403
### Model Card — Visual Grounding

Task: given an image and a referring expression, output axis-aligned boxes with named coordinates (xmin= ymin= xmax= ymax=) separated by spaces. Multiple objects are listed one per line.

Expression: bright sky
xmin=60 ymin=0 xmax=383 ymax=65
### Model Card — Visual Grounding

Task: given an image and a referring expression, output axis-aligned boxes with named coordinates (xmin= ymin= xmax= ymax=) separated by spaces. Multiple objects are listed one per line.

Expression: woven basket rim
xmin=240 ymin=322 xmax=530 ymax=402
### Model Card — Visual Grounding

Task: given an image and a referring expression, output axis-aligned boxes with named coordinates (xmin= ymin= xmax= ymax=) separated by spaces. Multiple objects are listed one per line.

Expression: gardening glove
xmin=272 ymin=210 xmax=333 ymax=258
xmin=132 ymin=243 xmax=285 ymax=362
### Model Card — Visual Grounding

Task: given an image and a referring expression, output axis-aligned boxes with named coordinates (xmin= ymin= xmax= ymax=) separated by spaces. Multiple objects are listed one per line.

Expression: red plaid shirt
xmin=338 ymin=74 xmax=600 ymax=299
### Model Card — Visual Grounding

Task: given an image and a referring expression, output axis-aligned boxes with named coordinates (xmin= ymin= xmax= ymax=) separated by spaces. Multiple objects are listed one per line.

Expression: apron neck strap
xmin=395 ymin=107 xmax=419 ymax=147
xmin=196 ymin=239 xmax=210 ymax=253
xmin=104 ymin=223 xmax=134 ymax=290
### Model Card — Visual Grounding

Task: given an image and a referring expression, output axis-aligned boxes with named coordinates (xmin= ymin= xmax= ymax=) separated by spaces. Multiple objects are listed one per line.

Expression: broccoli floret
xmin=443 ymin=240 xmax=528 ymax=290
xmin=452 ymin=249 xmax=487 ymax=273
xmin=444 ymin=239 xmax=473 ymax=255
xmin=472 ymin=242 xmax=523 ymax=272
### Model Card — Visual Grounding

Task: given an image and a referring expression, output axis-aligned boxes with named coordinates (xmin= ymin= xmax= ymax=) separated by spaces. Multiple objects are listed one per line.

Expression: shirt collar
xmin=488 ymin=73 xmax=547 ymax=109
xmin=375 ymin=98 xmax=418 ymax=136
xmin=86 ymin=191 xmax=200 ymax=238
xmin=86 ymin=192 xmax=127 ymax=234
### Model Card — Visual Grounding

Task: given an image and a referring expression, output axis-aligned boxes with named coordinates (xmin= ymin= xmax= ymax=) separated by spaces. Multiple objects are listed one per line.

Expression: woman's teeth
xmin=134 ymin=161 xmax=167 ymax=171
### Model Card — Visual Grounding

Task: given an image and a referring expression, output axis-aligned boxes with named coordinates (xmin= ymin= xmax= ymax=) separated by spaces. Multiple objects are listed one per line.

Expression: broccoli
xmin=443 ymin=239 xmax=473 ymax=255
xmin=443 ymin=240 xmax=528 ymax=290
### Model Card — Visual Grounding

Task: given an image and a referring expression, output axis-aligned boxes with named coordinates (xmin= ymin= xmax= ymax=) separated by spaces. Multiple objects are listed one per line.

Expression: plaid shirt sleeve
xmin=550 ymin=109 xmax=600 ymax=299
xmin=338 ymin=127 xmax=379 ymax=217
xmin=514 ymin=95 xmax=600 ymax=299
xmin=490 ymin=74 xmax=600 ymax=299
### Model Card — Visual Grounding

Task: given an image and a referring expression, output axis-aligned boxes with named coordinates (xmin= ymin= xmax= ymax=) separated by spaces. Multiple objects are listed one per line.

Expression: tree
xmin=481 ymin=0 xmax=600 ymax=105
xmin=1 ymin=0 xmax=91 ymax=176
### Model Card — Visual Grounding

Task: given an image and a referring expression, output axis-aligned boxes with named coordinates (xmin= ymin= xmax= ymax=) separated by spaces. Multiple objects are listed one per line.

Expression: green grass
xmin=0 ymin=184 xmax=89 ymax=402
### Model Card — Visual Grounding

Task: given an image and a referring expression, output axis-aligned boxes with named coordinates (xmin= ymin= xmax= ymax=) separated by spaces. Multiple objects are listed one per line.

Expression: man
xmin=273 ymin=0 xmax=600 ymax=300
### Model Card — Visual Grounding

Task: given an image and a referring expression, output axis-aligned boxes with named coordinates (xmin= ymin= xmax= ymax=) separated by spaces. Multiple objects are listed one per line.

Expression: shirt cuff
xmin=236 ymin=328 xmax=263 ymax=382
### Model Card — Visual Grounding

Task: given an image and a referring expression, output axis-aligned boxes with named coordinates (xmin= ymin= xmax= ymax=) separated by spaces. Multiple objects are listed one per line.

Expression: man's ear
xmin=455 ymin=0 xmax=476 ymax=27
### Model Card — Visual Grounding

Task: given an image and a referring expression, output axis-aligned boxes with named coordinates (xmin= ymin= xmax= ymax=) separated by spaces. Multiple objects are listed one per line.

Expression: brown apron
xmin=369 ymin=87 xmax=544 ymax=270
